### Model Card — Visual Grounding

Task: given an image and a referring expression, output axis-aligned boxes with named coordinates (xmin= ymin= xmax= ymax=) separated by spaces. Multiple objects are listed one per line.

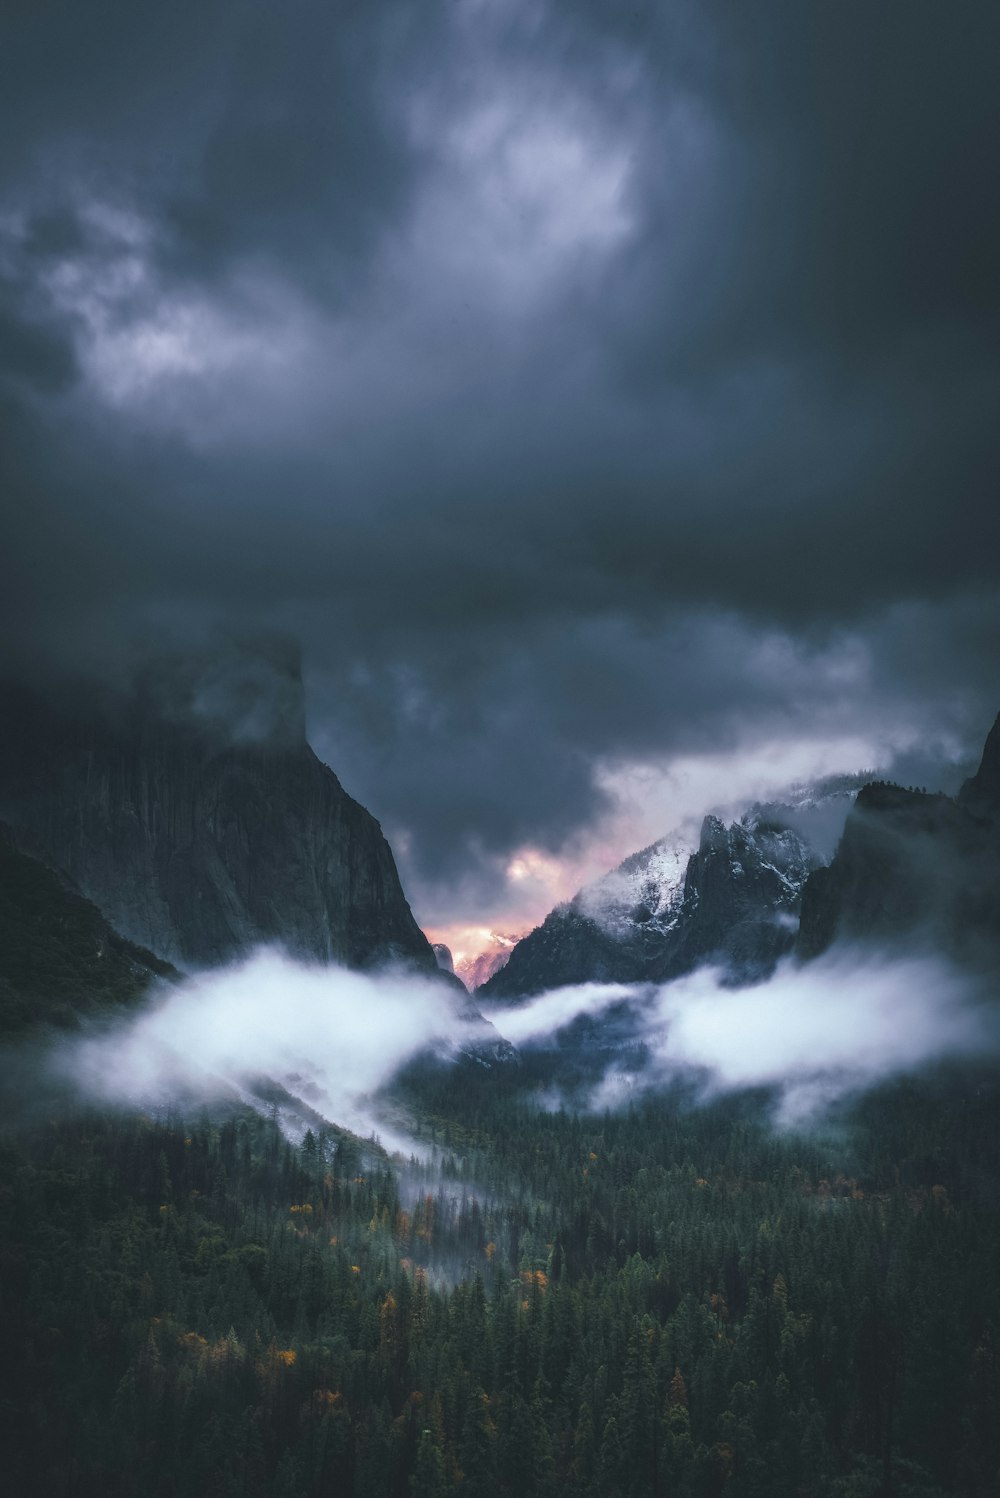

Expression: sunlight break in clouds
xmin=61 ymin=952 xmax=467 ymax=1147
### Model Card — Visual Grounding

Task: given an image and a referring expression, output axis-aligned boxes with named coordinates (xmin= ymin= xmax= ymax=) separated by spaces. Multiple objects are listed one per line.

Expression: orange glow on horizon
xmin=424 ymin=924 xmax=523 ymax=966
xmin=423 ymin=839 xmax=635 ymax=962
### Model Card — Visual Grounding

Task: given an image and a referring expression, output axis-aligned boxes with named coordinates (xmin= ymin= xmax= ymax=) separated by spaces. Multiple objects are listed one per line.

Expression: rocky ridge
xmin=0 ymin=824 xmax=177 ymax=1033
xmin=0 ymin=666 xmax=438 ymax=976
xmin=479 ymin=776 xmax=868 ymax=1002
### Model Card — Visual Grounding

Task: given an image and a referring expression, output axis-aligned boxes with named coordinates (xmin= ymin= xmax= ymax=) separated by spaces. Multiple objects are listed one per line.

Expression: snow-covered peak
xmin=455 ymin=933 xmax=519 ymax=992
xmin=576 ymin=835 xmax=691 ymax=937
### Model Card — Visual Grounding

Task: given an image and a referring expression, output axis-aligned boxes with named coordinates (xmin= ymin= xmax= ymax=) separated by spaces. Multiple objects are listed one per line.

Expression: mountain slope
xmin=0 ymin=826 xmax=176 ymax=1033
xmin=0 ymin=667 xmax=438 ymax=975
xmin=798 ymin=718 xmax=1000 ymax=965
xmin=667 ymin=808 xmax=818 ymax=981
xmin=480 ymin=800 xmax=836 ymax=1001
xmin=454 ymin=934 xmax=518 ymax=991
xmin=958 ymin=710 xmax=1000 ymax=822
xmin=478 ymin=835 xmax=687 ymax=1000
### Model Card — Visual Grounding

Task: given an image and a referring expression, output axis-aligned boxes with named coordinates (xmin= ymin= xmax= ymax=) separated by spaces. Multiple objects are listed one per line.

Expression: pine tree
xmin=409 ymin=1426 xmax=448 ymax=1498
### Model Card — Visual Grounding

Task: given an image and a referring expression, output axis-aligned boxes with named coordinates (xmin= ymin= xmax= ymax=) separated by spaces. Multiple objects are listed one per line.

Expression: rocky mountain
xmin=478 ymin=836 xmax=688 ymax=999
xmin=958 ymin=711 xmax=1000 ymax=821
xmin=455 ymin=939 xmax=515 ymax=992
xmin=432 ymin=943 xmax=456 ymax=975
xmin=0 ymin=825 xmax=177 ymax=1034
xmin=0 ymin=655 xmax=439 ymax=976
xmin=798 ymin=714 xmax=1000 ymax=965
xmin=478 ymin=787 xmax=859 ymax=1001
xmin=667 ymin=808 xmax=819 ymax=980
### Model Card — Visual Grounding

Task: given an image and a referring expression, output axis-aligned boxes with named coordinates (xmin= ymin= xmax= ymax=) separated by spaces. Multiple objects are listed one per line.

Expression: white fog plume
xmin=59 ymin=952 xmax=467 ymax=1147
xmin=484 ymin=952 xmax=997 ymax=1123
xmin=51 ymin=948 xmax=997 ymax=1142
xmin=485 ymin=982 xmax=636 ymax=1045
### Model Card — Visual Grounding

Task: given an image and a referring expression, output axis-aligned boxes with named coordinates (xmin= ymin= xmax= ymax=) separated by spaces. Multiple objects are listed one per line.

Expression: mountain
xmin=0 ymin=654 xmax=438 ymax=975
xmin=478 ymin=836 xmax=688 ymax=1000
xmin=432 ymin=943 xmax=455 ymax=974
xmin=454 ymin=936 xmax=516 ymax=992
xmin=666 ymin=807 xmax=819 ymax=980
xmin=478 ymin=786 xmax=864 ymax=1001
xmin=0 ymin=825 xmax=176 ymax=1033
xmin=798 ymin=715 xmax=1000 ymax=965
xmin=958 ymin=710 xmax=1000 ymax=821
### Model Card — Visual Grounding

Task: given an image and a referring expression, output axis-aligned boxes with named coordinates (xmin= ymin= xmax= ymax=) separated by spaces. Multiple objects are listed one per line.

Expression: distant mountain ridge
xmin=482 ymin=719 xmax=1000 ymax=1006
xmin=480 ymin=774 xmax=869 ymax=1001
xmin=454 ymin=935 xmax=518 ymax=992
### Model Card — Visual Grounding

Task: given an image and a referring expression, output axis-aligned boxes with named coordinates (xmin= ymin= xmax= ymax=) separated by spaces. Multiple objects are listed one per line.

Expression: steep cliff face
xmin=798 ymin=758 xmax=1000 ymax=966
xmin=797 ymin=716 xmax=1000 ymax=962
xmin=958 ymin=711 xmax=1000 ymax=823
xmin=670 ymin=810 xmax=818 ymax=981
xmin=0 ymin=676 xmax=438 ymax=975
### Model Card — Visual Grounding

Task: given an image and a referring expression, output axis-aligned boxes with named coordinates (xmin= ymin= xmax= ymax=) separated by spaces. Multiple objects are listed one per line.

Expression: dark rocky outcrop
xmin=432 ymin=943 xmax=455 ymax=975
xmin=0 ymin=664 xmax=438 ymax=975
xmin=798 ymin=716 xmax=1000 ymax=964
xmin=669 ymin=811 xmax=818 ymax=982
xmin=478 ymin=905 xmax=650 ymax=1001
xmin=958 ymin=711 xmax=1000 ymax=823
xmin=0 ymin=825 xmax=177 ymax=1033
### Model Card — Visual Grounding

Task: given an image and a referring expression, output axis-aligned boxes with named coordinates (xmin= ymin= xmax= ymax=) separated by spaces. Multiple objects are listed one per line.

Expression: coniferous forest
xmin=3 ymin=1052 xmax=998 ymax=1498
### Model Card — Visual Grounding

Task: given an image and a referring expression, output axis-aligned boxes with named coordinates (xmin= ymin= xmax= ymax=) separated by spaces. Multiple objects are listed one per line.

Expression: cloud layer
xmin=2 ymin=1 xmax=998 ymax=926
xmin=484 ymin=951 xmax=997 ymax=1122
xmin=61 ymin=952 xmax=464 ymax=1149
xmin=47 ymin=945 xmax=998 ymax=1143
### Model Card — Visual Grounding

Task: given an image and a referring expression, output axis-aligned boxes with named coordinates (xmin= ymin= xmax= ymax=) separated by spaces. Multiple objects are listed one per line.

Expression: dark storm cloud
xmin=1 ymin=0 xmax=998 ymax=920
xmin=2 ymin=1 xmax=440 ymax=293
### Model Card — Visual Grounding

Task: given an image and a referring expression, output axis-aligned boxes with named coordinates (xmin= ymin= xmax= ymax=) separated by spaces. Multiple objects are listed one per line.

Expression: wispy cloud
xmin=484 ymin=950 xmax=997 ymax=1122
xmin=43 ymin=943 xmax=999 ymax=1144
xmin=58 ymin=951 xmax=466 ymax=1147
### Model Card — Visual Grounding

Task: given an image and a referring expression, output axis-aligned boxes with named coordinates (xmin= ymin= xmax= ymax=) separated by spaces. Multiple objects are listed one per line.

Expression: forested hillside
xmin=2 ymin=1059 xmax=998 ymax=1498
xmin=0 ymin=829 xmax=176 ymax=1034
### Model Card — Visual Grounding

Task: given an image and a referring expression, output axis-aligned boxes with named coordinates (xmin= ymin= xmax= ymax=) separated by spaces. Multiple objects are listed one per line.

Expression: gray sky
xmin=2 ymin=1 xmax=998 ymax=946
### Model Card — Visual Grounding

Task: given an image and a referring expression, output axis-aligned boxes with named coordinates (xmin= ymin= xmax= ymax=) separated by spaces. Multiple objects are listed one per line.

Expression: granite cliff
xmin=0 ymin=655 xmax=438 ymax=975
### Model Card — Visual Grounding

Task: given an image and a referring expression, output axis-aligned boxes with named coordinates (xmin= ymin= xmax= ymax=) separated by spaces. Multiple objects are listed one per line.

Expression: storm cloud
xmin=2 ymin=1 xmax=998 ymax=930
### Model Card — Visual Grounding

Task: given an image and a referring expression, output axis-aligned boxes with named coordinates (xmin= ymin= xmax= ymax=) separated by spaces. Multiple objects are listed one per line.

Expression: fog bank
xmin=484 ymin=950 xmax=997 ymax=1121
xmin=57 ymin=951 xmax=465 ymax=1148
xmin=39 ymin=945 xmax=999 ymax=1142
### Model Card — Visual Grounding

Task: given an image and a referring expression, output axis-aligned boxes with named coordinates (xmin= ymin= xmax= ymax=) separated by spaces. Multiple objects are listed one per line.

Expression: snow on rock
xmin=577 ymin=837 xmax=690 ymax=938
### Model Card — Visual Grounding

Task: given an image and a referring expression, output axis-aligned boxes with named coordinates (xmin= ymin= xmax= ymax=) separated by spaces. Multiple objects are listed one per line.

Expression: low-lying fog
xmin=35 ymin=945 xmax=1000 ymax=1141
